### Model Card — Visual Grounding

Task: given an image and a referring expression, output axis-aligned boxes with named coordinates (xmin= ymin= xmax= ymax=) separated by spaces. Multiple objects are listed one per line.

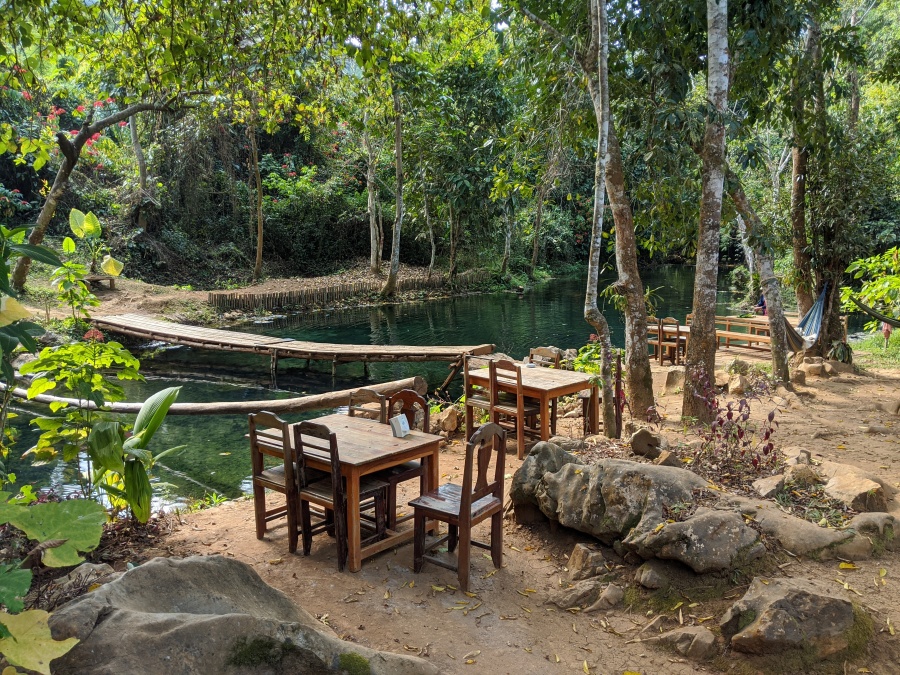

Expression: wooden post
xmin=363 ymin=360 xmax=370 ymax=377
xmin=270 ymin=350 xmax=279 ymax=387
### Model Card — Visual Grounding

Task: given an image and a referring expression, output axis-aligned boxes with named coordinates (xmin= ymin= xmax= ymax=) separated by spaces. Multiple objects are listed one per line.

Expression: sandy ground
xmin=133 ymin=347 xmax=900 ymax=675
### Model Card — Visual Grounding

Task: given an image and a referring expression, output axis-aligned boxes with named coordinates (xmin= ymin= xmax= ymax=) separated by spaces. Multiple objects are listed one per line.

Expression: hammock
xmin=782 ymin=284 xmax=828 ymax=352
xmin=850 ymin=296 xmax=900 ymax=329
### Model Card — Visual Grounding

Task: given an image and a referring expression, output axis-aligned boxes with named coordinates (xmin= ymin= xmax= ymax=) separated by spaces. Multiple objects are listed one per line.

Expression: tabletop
xmin=301 ymin=413 xmax=442 ymax=467
xmin=466 ymin=365 xmax=595 ymax=391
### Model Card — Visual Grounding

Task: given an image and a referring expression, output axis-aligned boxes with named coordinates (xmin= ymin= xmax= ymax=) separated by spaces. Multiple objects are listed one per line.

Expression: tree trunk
xmin=248 ymin=126 xmax=264 ymax=281
xmin=529 ymin=186 xmax=546 ymax=279
xmin=129 ymin=115 xmax=149 ymax=233
xmin=448 ymin=206 xmax=460 ymax=280
xmin=726 ymin=170 xmax=790 ymax=382
xmin=682 ymin=0 xmax=728 ymax=423
xmin=364 ymin=113 xmax=381 ymax=275
xmin=582 ymin=0 xmax=616 ymax=437
xmin=790 ymin=146 xmax=814 ymax=316
xmin=605 ymin=126 xmax=654 ymax=418
xmin=12 ymin=101 xmax=168 ymax=291
xmin=381 ymin=86 xmax=403 ymax=297
xmin=424 ymin=193 xmax=436 ymax=280
xmin=501 ymin=200 xmax=513 ymax=278
xmin=735 ymin=215 xmax=755 ymax=279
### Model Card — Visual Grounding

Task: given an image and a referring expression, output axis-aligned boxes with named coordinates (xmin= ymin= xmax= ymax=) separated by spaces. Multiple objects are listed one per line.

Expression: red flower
xmin=91 ymin=132 xmax=101 ymax=140
xmin=75 ymin=105 xmax=85 ymax=113
xmin=118 ymin=120 xmax=127 ymax=127
xmin=281 ymin=164 xmax=287 ymax=168
xmin=93 ymin=101 xmax=103 ymax=108
xmin=83 ymin=328 xmax=105 ymax=342
xmin=11 ymin=189 xmax=20 ymax=194
xmin=21 ymin=91 xmax=32 ymax=101
xmin=85 ymin=139 xmax=93 ymax=146
xmin=55 ymin=108 xmax=66 ymax=115
xmin=96 ymin=163 xmax=104 ymax=170
xmin=288 ymin=171 xmax=296 ymax=177
xmin=69 ymin=129 xmax=79 ymax=136
xmin=106 ymin=97 xmax=114 ymax=103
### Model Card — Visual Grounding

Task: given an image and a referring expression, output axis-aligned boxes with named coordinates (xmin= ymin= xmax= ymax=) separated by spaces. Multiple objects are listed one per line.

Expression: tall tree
xmin=381 ymin=82 xmax=405 ymax=297
xmin=683 ymin=0 xmax=729 ymax=421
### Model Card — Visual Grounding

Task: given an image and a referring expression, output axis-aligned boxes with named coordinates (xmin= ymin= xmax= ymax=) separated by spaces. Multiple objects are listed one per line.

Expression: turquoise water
xmin=8 ymin=266 xmax=751 ymax=504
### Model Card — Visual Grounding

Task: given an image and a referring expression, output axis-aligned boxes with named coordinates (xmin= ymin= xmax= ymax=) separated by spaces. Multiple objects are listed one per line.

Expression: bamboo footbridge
xmin=92 ymin=314 xmax=494 ymax=389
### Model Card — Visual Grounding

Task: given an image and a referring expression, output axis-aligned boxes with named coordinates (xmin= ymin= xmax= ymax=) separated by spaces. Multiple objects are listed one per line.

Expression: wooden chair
xmin=464 ymin=354 xmax=491 ymax=429
xmin=249 ymin=411 xmax=301 ymax=553
xmin=348 ymin=388 xmax=387 ymax=422
xmin=490 ymin=359 xmax=540 ymax=459
xmin=528 ymin=347 xmax=561 ymax=435
xmin=659 ymin=317 xmax=685 ymax=365
xmin=409 ymin=423 xmax=506 ymax=592
xmin=294 ymin=421 xmax=389 ymax=571
xmin=646 ymin=316 xmax=662 ymax=363
xmin=372 ymin=389 xmax=430 ymax=529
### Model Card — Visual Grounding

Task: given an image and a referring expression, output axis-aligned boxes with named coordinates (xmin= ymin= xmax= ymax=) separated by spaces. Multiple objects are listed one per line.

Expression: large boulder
xmin=49 ymin=556 xmax=438 ymax=675
xmin=720 ymin=577 xmax=863 ymax=658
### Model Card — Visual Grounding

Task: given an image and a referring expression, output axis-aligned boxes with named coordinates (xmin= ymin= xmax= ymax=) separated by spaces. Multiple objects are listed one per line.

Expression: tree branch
xmin=519 ymin=5 xmax=585 ymax=66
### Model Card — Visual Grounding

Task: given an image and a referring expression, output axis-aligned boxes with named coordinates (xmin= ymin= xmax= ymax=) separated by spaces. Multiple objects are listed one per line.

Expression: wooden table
xmin=647 ymin=324 xmax=691 ymax=365
xmin=298 ymin=413 xmax=441 ymax=572
xmin=465 ymin=366 xmax=600 ymax=439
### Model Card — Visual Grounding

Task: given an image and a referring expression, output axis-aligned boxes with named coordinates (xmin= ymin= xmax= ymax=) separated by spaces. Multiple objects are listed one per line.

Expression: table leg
xmin=346 ymin=467 xmax=362 ymax=572
xmin=589 ymin=386 xmax=600 ymax=434
xmin=540 ymin=393 xmax=550 ymax=441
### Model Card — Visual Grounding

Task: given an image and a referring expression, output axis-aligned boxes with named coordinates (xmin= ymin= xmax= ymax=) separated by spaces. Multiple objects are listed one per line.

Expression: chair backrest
xmin=463 ymin=353 xmax=485 ymax=400
xmin=489 ymin=359 xmax=524 ymax=408
xmin=660 ymin=316 xmax=680 ymax=340
xmin=529 ymin=347 xmax=560 ymax=368
xmin=292 ymin=421 xmax=341 ymax=494
xmin=386 ymin=389 xmax=429 ymax=432
xmin=249 ymin=411 xmax=295 ymax=487
xmin=348 ymin=388 xmax=386 ymax=422
xmin=460 ymin=423 xmax=506 ymax=520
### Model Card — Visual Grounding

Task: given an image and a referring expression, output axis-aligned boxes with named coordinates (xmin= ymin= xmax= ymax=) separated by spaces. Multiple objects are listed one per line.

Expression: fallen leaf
xmin=463 ymin=650 xmax=481 ymax=660
xmin=384 ymin=591 xmax=390 ymax=600
xmin=880 ymin=568 xmax=888 ymax=577
xmin=840 ymin=562 xmax=859 ymax=570
xmin=464 ymin=591 xmax=478 ymax=598
xmin=555 ymin=654 xmax=561 ymax=663
xmin=671 ymin=601 xmax=683 ymax=611
xmin=267 ymin=558 xmax=283 ymax=565
xmin=431 ymin=585 xmax=445 ymax=592
xmin=583 ymin=660 xmax=590 ymax=673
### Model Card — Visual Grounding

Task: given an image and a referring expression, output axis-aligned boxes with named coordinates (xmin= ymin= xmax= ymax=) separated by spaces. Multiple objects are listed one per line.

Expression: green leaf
xmin=6 ymin=245 xmax=62 ymax=267
xmin=0 ymin=610 xmax=79 ymax=675
xmin=130 ymin=386 xmax=180 ymax=449
xmin=68 ymin=209 xmax=86 ymax=238
xmin=25 ymin=378 xmax=56 ymax=399
xmin=0 ymin=500 xmax=105 ymax=567
xmin=61 ymin=237 xmax=76 ymax=255
xmin=87 ymin=422 xmax=125 ymax=474
xmin=82 ymin=211 xmax=101 ymax=238
xmin=0 ymin=298 xmax=31 ymax=328
xmin=124 ymin=460 xmax=151 ymax=523
xmin=0 ymin=564 xmax=32 ymax=613
xmin=99 ymin=255 xmax=123 ymax=276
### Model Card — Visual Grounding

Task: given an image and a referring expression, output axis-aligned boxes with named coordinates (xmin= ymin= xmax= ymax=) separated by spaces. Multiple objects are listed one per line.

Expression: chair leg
xmin=287 ymin=493 xmax=299 ymax=554
xmin=413 ymin=512 xmax=426 ymax=573
xmin=253 ymin=485 xmax=266 ymax=539
xmin=490 ymin=512 xmax=503 ymax=569
xmin=457 ymin=525 xmax=471 ymax=593
xmin=386 ymin=481 xmax=398 ymax=530
xmin=300 ymin=501 xmax=313 ymax=556
xmin=448 ymin=524 xmax=458 ymax=553
xmin=550 ymin=399 xmax=557 ymax=436
xmin=335 ymin=498 xmax=348 ymax=572
xmin=375 ymin=491 xmax=387 ymax=539
xmin=516 ymin=415 xmax=525 ymax=460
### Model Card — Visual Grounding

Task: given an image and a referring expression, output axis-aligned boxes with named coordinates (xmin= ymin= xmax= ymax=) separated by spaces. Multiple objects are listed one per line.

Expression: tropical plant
xmin=841 ymin=247 xmax=900 ymax=331
xmin=827 ymin=340 xmax=853 ymax=364
xmin=86 ymin=386 xmax=184 ymax=522
xmin=49 ymin=261 xmax=99 ymax=322
xmin=0 ymin=491 xmax=105 ymax=674
xmin=66 ymin=209 xmax=124 ymax=276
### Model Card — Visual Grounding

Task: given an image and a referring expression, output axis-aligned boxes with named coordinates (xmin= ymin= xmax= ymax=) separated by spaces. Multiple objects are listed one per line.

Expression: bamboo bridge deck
xmin=92 ymin=314 xmax=494 ymax=388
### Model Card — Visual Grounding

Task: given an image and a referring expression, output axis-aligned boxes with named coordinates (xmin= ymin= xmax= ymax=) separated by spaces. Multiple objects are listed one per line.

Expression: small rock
xmin=782 ymin=447 xmax=811 ymax=465
xmin=728 ymin=374 xmax=750 ymax=396
xmin=790 ymin=369 xmax=806 ymax=386
xmin=653 ymin=450 xmax=680 ymax=468
xmin=430 ymin=407 xmax=459 ymax=433
xmin=827 ymin=359 xmax=855 ymax=374
xmin=438 ymin=430 xmax=449 ymax=439
xmin=644 ymin=626 xmax=718 ymax=661
xmin=548 ymin=436 xmax=585 ymax=453
xmin=585 ymin=584 xmax=624 ymax=612
xmin=725 ymin=358 xmax=750 ymax=375
xmin=784 ymin=464 xmax=820 ymax=487
xmin=566 ymin=543 xmax=606 ymax=581
xmin=822 ymin=362 xmax=838 ymax=376
xmin=862 ymin=425 xmax=891 ymax=435
xmin=563 ymin=409 xmax=583 ymax=419
xmin=634 ymin=560 xmax=670 ymax=590
xmin=630 ymin=428 xmax=667 ymax=460
xmin=803 ymin=356 xmax=824 ymax=365
xmin=664 ymin=366 xmax=685 ymax=394
xmin=720 ymin=577 xmax=858 ymax=658
xmin=547 ymin=578 xmax=607 ymax=610
xmin=799 ymin=362 xmax=824 ymax=377
xmin=752 ymin=474 xmax=785 ymax=499
xmin=824 ymin=474 xmax=887 ymax=512
xmin=714 ymin=370 xmax=729 ymax=388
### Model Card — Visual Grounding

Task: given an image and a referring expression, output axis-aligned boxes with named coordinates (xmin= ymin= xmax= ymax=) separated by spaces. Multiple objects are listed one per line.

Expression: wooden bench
xmin=686 ymin=314 xmax=773 ymax=351
xmin=85 ymin=274 xmax=116 ymax=290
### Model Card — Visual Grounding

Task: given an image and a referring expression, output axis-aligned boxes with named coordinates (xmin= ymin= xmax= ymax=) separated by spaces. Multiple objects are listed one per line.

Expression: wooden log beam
xmin=3 ymin=376 xmax=426 ymax=416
